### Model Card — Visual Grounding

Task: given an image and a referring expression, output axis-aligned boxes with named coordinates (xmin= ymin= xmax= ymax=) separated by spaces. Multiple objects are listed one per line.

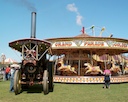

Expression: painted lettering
xmin=84 ymin=41 xmax=104 ymax=46
xmin=55 ymin=42 xmax=72 ymax=47
xmin=112 ymin=42 xmax=128 ymax=48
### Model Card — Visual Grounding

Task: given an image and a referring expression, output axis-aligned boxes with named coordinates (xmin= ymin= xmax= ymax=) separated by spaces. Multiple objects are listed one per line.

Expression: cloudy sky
xmin=0 ymin=0 xmax=128 ymax=62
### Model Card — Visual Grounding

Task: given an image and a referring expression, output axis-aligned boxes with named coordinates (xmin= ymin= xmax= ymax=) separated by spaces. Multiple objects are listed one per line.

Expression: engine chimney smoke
xmin=31 ymin=12 xmax=36 ymax=38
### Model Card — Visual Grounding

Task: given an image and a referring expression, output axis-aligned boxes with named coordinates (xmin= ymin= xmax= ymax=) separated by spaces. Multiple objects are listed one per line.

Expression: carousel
xmin=46 ymin=27 xmax=128 ymax=83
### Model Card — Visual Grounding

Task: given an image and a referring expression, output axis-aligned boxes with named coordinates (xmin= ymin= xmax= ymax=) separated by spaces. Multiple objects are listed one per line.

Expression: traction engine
xmin=9 ymin=12 xmax=53 ymax=95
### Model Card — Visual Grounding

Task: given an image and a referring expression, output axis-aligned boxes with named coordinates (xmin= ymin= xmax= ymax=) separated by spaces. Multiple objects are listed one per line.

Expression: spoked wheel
xmin=43 ymin=70 xmax=49 ymax=95
xmin=14 ymin=70 xmax=21 ymax=95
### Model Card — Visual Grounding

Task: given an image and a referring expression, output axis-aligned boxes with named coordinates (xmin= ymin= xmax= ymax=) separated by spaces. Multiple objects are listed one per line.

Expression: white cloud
xmin=66 ymin=3 xmax=83 ymax=26
xmin=66 ymin=3 xmax=78 ymax=12
xmin=76 ymin=15 xmax=83 ymax=26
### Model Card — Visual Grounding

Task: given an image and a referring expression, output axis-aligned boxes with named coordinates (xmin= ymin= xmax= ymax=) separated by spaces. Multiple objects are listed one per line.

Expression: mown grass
xmin=0 ymin=80 xmax=128 ymax=102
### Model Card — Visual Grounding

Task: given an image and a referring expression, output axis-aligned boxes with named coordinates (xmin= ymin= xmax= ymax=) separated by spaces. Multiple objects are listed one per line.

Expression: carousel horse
xmin=110 ymin=63 xmax=121 ymax=75
xmin=123 ymin=67 xmax=128 ymax=74
xmin=84 ymin=63 xmax=103 ymax=75
xmin=57 ymin=58 xmax=77 ymax=76
xmin=123 ymin=65 xmax=128 ymax=74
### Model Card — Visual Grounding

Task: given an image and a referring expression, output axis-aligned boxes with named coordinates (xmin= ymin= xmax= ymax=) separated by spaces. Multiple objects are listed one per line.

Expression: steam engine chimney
xmin=31 ymin=12 xmax=36 ymax=38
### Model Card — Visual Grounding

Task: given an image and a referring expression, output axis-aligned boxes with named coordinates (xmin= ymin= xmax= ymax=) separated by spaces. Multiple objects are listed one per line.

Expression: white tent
xmin=10 ymin=64 xmax=20 ymax=68
xmin=4 ymin=58 xmax=17 ymax=64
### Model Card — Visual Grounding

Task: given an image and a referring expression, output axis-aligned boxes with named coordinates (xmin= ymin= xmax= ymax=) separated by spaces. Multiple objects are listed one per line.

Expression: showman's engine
xmin=9 ymin=12 xmax=53 ymax=95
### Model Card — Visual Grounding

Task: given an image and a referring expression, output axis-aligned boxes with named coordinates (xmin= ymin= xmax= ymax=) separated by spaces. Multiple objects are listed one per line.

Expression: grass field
xmin=0 ymin=80 xmax=128 ymax=102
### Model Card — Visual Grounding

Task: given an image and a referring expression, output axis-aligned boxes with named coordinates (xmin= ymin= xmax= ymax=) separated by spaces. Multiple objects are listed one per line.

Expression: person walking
xmin=9 ymin=64 xmax=20 ymax=92
xmin=2 ymin=67 xmax=6 ymax=81
xmin=103 ymin=69 xmax=111 ymax=89
xmin=9 ymin=66 xmax=15 ymax=92
xmin=5 ymin=65 xmax=10 ymax=80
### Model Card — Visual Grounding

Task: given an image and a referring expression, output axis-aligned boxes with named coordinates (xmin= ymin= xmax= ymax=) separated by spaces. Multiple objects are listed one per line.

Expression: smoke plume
xmin=6 ymin=0 xmax=37 ymax=12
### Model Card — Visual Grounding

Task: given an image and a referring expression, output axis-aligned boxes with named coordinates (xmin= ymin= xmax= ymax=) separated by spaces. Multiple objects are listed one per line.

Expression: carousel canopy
xmin=45 ymin=26 xmax=128 ymax=56
xmin=75 ymin=33 xmax=90 ymax=37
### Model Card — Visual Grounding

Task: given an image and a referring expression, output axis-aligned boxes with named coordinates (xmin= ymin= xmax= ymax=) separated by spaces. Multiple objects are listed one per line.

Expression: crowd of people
xmin=1 ymin=64 xmax=20 ymax=92
xmin=1 ymin=65 xmax=11 ymax=81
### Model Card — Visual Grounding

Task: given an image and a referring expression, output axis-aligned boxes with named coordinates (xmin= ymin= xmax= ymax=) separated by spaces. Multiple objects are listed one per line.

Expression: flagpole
xmin=100 ymin=27 xmax=105 ymax=37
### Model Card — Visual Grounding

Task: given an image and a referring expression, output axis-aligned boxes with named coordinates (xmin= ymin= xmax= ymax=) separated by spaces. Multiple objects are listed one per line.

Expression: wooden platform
xmin=53 ymin=75 xmax=128 ymax=84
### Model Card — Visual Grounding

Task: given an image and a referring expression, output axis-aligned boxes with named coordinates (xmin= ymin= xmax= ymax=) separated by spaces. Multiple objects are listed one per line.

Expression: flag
xmin=90 ymin=25 xmax=95 ymax=29
xmin=80 ymin=27 xmax=85 ymax=33
xmin=101 ymin=27 xmax=105 ymax=31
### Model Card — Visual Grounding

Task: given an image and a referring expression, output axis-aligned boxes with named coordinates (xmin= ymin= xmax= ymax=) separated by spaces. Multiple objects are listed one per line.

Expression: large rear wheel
xmin=14 ymin=70 xmax=21 ymax=95
xmin=48 ymin=62 xmax=54 ymax=92
xmin=43 ymin=70 xmax=49 ymax=95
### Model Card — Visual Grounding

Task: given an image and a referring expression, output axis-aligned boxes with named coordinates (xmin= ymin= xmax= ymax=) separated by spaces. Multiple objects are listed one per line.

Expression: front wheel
xmin=14 ymin=70 xmax=21 ymax=95
xmin=43 ymin=70 xmax=49 ymax=95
